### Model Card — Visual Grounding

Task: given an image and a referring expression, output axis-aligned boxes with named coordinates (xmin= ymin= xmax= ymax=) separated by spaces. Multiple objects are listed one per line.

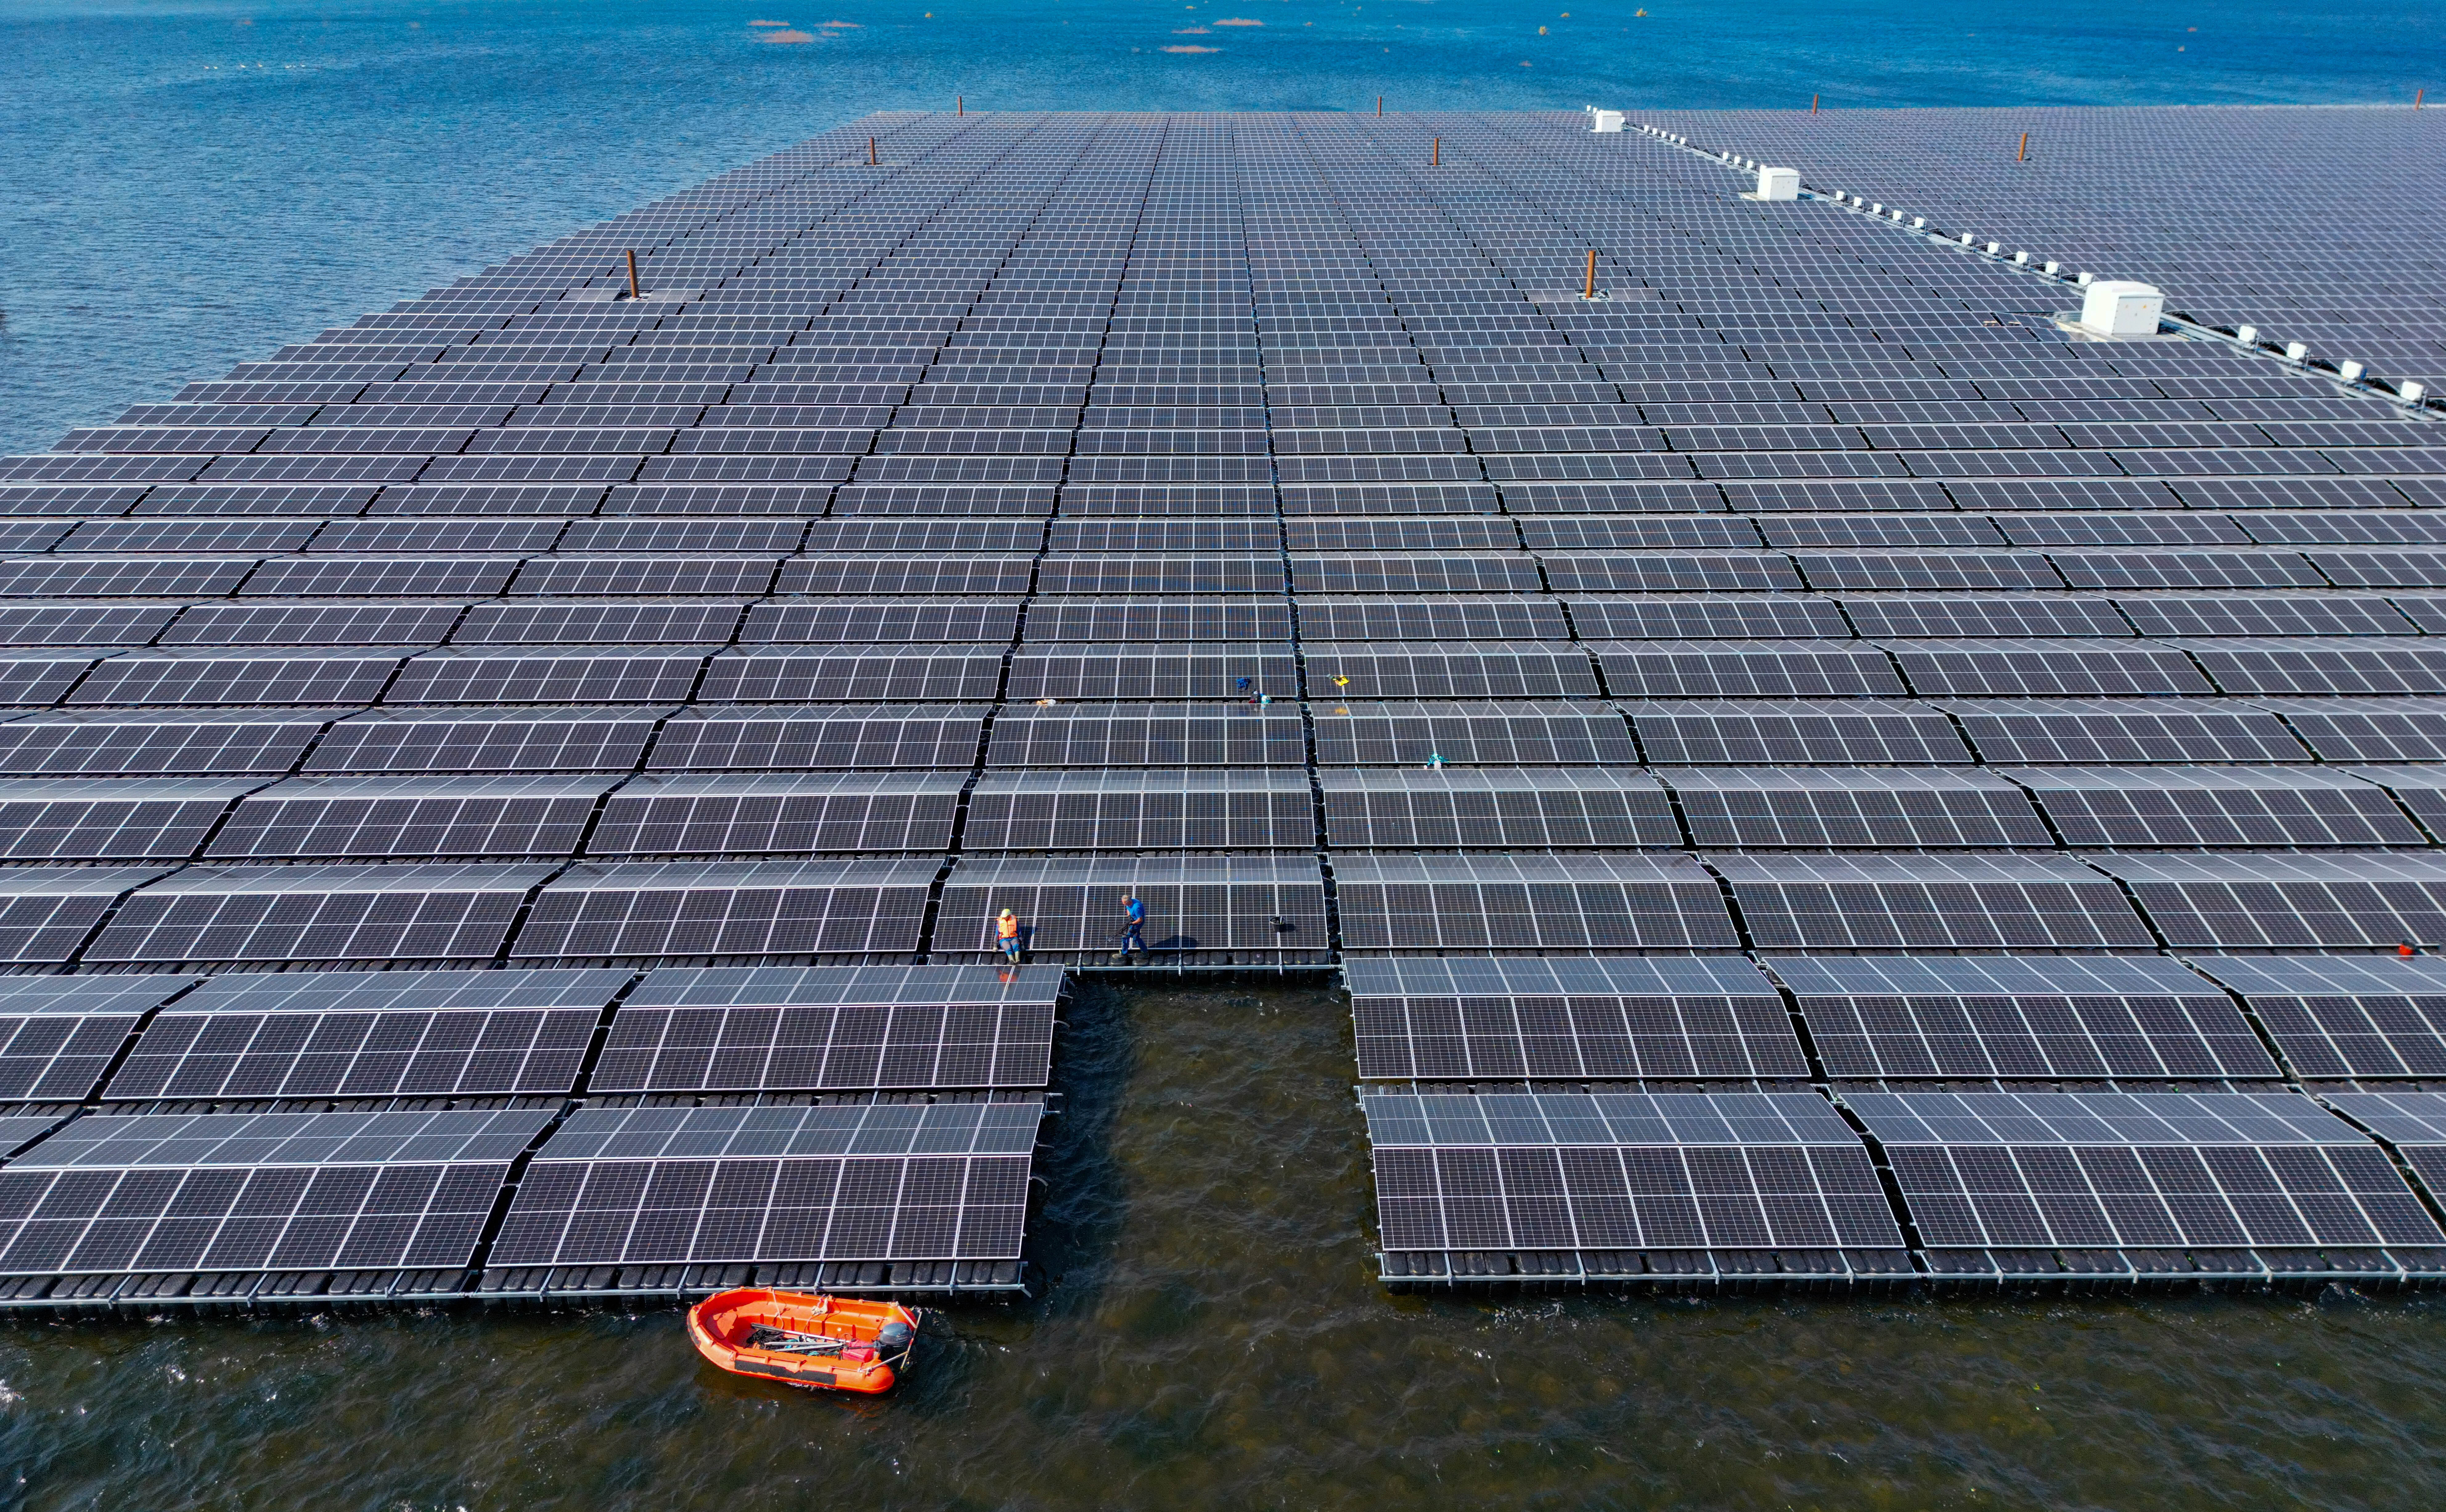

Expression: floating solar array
xmin=1631 ymin=106 xmax=2446 ymax=390
xmin=4 ymin=111 xmax=2446 ymax=1306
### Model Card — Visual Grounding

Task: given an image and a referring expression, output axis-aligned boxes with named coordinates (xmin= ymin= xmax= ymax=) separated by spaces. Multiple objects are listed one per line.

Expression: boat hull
xmin=685 ymin=1288 xmax=920 ymax=1395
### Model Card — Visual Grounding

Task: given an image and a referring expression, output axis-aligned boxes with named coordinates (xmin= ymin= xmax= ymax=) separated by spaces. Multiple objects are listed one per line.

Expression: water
xmin=10 ymin=4 xmax=2446 ymax=1502
xmin=3 ymin=0 xmax=2441 ymax=453
xmin=6 ymin=982 xmax=2446 ymax=1508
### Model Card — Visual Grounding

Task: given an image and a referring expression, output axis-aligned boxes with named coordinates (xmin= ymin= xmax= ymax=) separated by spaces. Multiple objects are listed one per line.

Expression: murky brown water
xmin=6 ymin=982 xmax=2446 ymax=1510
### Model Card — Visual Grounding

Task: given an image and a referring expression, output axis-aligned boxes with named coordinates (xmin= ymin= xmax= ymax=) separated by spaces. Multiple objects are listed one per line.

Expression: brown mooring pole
xmin=625 ymin=249 xmax=640 ymax=300
xmin=957 ymin=95 xmax=964 ymax=115
xmin=1584 ymin=249 xmax=1597 ymax=300
xmin=1811 ymin=93 xmax=1819 ymax=114
xmin=2018 ymin=131 xmax=2029 ymax=161
xmin=1377 ymin=95 xmax=1383 ymax=116
xmin=869 ymin=137 xmax=878 ymax=165
xmin=1431 ymin=137 xmax=1440 ymax=166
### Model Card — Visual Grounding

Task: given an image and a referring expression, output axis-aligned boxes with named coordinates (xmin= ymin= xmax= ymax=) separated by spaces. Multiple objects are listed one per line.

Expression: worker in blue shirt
xmin=1116 ymin=892 xmax=1147 ymax=964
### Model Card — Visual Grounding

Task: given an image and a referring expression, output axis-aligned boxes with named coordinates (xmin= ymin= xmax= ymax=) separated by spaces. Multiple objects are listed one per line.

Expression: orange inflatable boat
xmin=686 ymin=1288 xmax=922 ymax=1394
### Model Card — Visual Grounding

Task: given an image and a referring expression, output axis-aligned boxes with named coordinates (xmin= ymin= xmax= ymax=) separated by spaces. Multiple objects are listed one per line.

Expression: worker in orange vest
xmin=995 ymin=908 xmax=1023 ymax=962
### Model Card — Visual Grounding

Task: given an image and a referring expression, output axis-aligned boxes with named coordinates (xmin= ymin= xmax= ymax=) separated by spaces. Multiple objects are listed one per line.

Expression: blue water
xmin=2 ymin=0 xmax=2441 ymax=454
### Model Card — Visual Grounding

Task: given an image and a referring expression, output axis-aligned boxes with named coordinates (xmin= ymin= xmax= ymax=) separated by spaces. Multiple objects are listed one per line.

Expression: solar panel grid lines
xmin=16 ymin=110 xmax=2446 ymax=1302
xmin=1838 ymin=1089 xmax=2446 ymax=1260
xmin=485 ymin=1099 xmax=1047 ymax=1271
xmin=1345 ymin=955 xmax=1811 ymax=1082
xmin=590 ymin=963 xmax=1062 ymax=1093
xmin=1767 ymin=954 xmax=2280 ymax=1082
xmin=0 ymin=975 xmax=204 ymax=1102
xmin=1360 ymin=1086 xmax=1907 ymax=1262
xmin=101 ymin=966 xmax=628 ymax=1102
xmin=0 ymin=1107 xmax=557 ymax=1282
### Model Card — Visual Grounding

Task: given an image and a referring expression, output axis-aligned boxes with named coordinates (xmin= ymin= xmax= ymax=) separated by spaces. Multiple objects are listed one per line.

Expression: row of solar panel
xmin=10 ymin=476 xmax=2440 ymax=518
xmin=14 ymin=447 xmax=2441 ymax=490
xmin=1346 ymin=951 xmax=2446 ymax=1081
xmin=1360 ymin=1086 xmax=2446 ymax=1280
xmin=15 ymin=762 xmax=2446 ymax=857
xmin=22 ymin=639 xmax=2446 ymax=705
xmin=0 ymin=964 xmax=1058 ymax=1101
xmin=0 ymin=1100 xmax=1046 ymax=1291
xmin=6 ymin=849 xmax=2446 ymax=963
xmin=46 ymin=590 xmax=2446 ymax=651
xmin=16 ymin=507 xmax=2446 ymax=556
xmin=17 ymin=699 xmax=2446 ymax=774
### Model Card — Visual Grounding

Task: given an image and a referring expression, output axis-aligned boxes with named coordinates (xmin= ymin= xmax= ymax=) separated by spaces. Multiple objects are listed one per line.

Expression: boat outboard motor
xmin=876 ymin=1319 xmax=916 ymax=1354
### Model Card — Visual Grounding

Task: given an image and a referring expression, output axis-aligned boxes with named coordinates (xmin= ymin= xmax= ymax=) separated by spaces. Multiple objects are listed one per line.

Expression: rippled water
xmin=8 ymin=982 xmax=2446 ymax=1509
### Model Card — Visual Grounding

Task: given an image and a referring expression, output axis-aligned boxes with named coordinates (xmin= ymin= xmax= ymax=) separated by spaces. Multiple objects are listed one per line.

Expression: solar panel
xmin=1020 ymin=596 xmax=1292 ymax=643
xmin=2256 ymin=698 xmax=2446 ymax=762
xmin=486 ymin=1100 xmax=1043 ymax=1269
xmin=1590 ymin=641 xmax=1903 ymax=698
xmin=0 ymin=777 xmax=265 ymax=859
xmin=206 ymin=775 xmax=614 ymax=858
xmin=2092 ymin=853 xmax=2446 ymax=949
xmin=0 ymin=1108 xmax=548 ymax=1279
xmin=2005 ymin=765 xmax=2424 ymax=847
xmin=85 ymin=862 xmax=555 ymax=964
xmin=1844 ymin=1091 xmax=2441 ymax=1261
xmin=985 ymin=702 xmax=1305 ymax=768
xmin=1344 ymin=955 xmax=1807 ymax=1081
xmin=964 ymin=770 xmax=1314 ymax=850
xmin=1565 ymin=594 xmax=1848 ymax=640
xmin=0 ymin=866 xmax=179 ymax=962
xmin=1772 ymin=955 xmax=2276 ymax=1080
xmin=2186 ymin=639 xmax=2446 ymax=696
xmin=592 ymin=964 xmax=1061 ymax=1092
xmin=1362 ymin=1089 xmax=1905 ymax=1263
xmin=700 ymin=646 xmax=1007 ymax=703
xmin=104 ymin=968 xmax=627 ymax=1101
xmin=1945 ymin=698 xmax=2311 ymax=763
xmin=1662 ymin=767 xmax=2047 ymax=849
xmin=647 ymin=705 xmax=987 ymax=771
xmin=1716 ymin=853 xmax=2151 ymax=950
xmin=1318 ymin=767 xmax=1678 ymax=849
xmin=589 ymin=773 xmax=964 ymax=854
xmin=1334 ymin=853 xmax=1737 ymax=953
xmin=1007 ymin=645 xmax=1298 ymax=701
xmin=2190 ymin=956 xmax=2446 ymax=1079
xmin=1310 ymin=701 xmax=1634 ymax=766
xmin=1883 ymin=639 xmax=2210 ymax=696
xmin=0 ymin=977 xmax=201 ymax=1102
xmin=2316 ymin=1091 xmax=2446 ymax=1205
xmin=0 ymin=709 xmax=340 ymax=778
xmin=1295 ymin=596 xmax=1566 ymax=643
xmin=1629 ymin=699 xmax=1972 ymax=765
xmin=305 ymin=705 xmax=666 ymax=773
xmin=512 ymin=858 xmax=936 ymax=961
xmin=1837 ymin=595 xmax=2129 ymax=639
